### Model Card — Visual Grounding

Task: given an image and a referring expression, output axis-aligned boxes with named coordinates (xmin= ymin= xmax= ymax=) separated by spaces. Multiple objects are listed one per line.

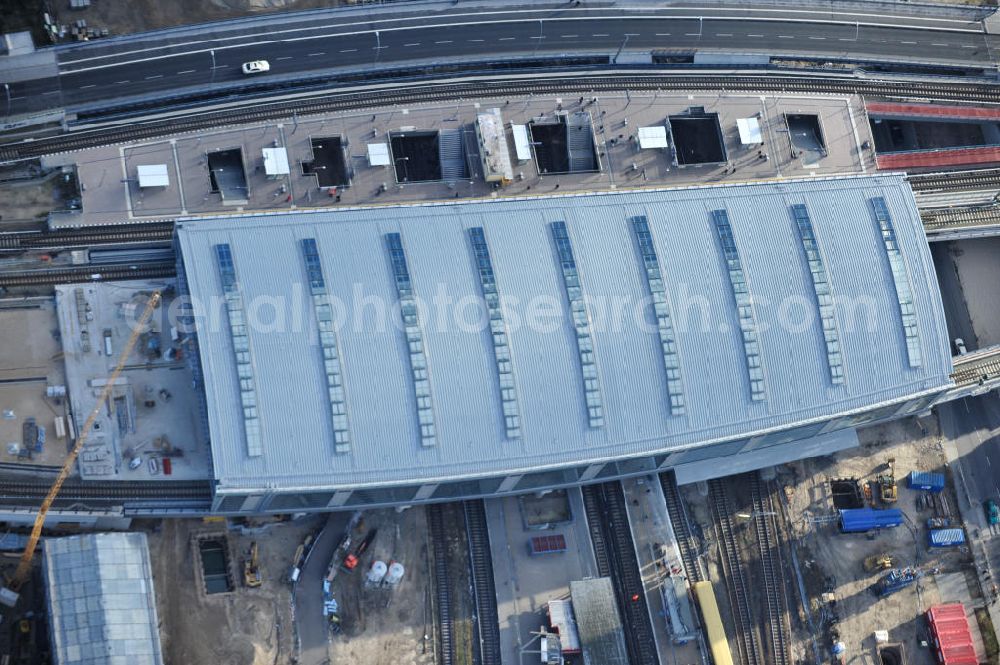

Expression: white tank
xmin=366 ymin=560 xmax=388 ymax=586
xmin=385 ymin=562 xmax=405 ymax=586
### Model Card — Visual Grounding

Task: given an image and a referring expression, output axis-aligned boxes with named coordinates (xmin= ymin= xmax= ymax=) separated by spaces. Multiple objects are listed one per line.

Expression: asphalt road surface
xmin=3 ymin=4 xmax=997 ymax=117
xmin=295 ymin=512 xmax=353 ymax=665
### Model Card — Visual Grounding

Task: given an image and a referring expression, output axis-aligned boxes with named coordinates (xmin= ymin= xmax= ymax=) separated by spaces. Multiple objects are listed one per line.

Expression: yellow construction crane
xmin=3 ymin=291 xmax=161 ymax=602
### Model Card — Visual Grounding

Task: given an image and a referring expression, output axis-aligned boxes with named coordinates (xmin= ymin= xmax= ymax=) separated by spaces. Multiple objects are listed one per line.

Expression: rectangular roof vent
xmin=385 ymin=233 xmax=437 ymax=447
xmin=302 ymin=238 xmax=351 ymax=454
xmin=214 ymin=243 xmax=262 ymax=457
xmin=791 ymin=204 xmax=844 ymax=385
xmin=712 ymin=209 xmax=766 ymax=402
xmin=631 ymin=216 xmax=686 ymax=415
xmin=871 ymin=197 xmax=922 ymax=368
xmin=551 ymin=221 xmax=604 ymax=428
xmin=469 ymin=227 xmax=521 ymax=439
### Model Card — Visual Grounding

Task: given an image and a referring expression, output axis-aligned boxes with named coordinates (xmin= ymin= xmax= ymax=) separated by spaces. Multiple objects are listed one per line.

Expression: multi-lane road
xmin=3 ymin=4 xmax=997 ymax=117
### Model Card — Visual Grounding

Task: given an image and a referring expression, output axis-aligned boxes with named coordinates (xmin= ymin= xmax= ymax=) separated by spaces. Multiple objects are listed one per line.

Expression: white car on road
xmin=242 ymin=60 xmax=270 ymax=75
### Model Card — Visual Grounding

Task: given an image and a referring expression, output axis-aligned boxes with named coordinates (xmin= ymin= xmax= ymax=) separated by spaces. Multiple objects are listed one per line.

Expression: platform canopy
xmin=136 ymin=164 xmax=169 ymax=188
xmin=367 ymin=142 xmax=391 ymax=166
xmin=175 ymin=175 xmax=953 ymax=494
xmin=262 ymin=147 xmax=290 ymax=176
xmin=637 ymin=126 xmax=669 ymax=149
xmin=737 ymin=117 xmax=763 ymax=145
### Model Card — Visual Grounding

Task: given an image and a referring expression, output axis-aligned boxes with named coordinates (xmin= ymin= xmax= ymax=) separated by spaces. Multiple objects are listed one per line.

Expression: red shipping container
xmin=927 ymin=604 xmax=977 ymax=665
xmin=162 ymin=457 xmax=172 ymax=475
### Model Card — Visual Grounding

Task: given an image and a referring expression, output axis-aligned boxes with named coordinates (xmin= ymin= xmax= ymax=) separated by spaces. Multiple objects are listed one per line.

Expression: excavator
xmin=243 ymin=541 xmax=262 ymax=588
xmin=1 ymin=292 xmax=161 ymax=611
xmin=877 ymin=458 xmax=898 ymax=504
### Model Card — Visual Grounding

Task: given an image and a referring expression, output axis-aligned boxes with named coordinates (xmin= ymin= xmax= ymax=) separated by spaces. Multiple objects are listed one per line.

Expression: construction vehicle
xmin=342 ymin=528 xmax=377 ymax=573
xmin=863 ymin=553 xmax=896 ymax=573
xmin=871 ymin=567 xmax=919 ymax=597
xmin=877 ymin=458 xmax=898 ymax=504
xmin=1 ymin=292 xmax=161 ymax=611
xmin=243 ymin=541 xmax=262 ymax=588
xmin=287 ymin=533 xmax=314 ymax=584
xmin=325 ymin=534 xmax=352 ymax=583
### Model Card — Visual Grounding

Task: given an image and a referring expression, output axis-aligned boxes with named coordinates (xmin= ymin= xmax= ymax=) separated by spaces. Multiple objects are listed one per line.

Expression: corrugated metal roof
xmin=175 ymin=175 xmax=953 ymax=492
xmin=44 ymin=532 xmax=163 ymax=665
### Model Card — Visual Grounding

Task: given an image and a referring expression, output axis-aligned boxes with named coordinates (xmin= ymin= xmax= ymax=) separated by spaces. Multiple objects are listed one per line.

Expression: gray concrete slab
xmin=487 ymin=488 xmax=597 ymax=665
xmin=54 ymin=91 xmax=873 ymax=228
xmin=54 ymin=281 xmax=212 ymax=481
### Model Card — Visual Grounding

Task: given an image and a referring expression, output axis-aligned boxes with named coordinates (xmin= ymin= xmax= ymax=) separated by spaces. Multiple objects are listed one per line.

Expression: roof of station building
xmin=175 ymin=174 xmax=953 ymax=492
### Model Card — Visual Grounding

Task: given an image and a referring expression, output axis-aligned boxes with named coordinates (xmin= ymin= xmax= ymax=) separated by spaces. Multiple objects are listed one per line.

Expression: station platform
xmin=621 ymin=476 xmax=703 ymax=665
xmin=867 ymin=101 xmax=1000 ymax=122
xmin=877 ymin=146 xmax=1000 ymax=170
xmin=485 ymin=490 xmax=598 ymax=665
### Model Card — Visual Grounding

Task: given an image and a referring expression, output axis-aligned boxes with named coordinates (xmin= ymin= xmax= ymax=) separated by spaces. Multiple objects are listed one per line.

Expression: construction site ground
xmin=326 ymin=507 xmax=439 ymax=665
xmin=0 ymin=299 xmax=70 ymax=468
xmin=785 ymin=416 xmax=984 ymax=664
xmin=147 ymin=517 xmax=314 ymax=665
xmin=681 ymin=415 xmax=990 ymax=665
xmin=0 ymin=172 xmax=63 ymax=230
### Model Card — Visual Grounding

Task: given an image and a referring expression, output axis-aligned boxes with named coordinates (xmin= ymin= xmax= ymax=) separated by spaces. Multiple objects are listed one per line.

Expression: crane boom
xmin=6 ymin=291 xmax=162 ymax=593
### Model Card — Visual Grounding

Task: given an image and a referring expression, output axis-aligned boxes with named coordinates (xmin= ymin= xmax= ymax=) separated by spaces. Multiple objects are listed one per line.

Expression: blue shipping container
xmin=839 ymin=508 xmax=904 ymax=533
xmin=908 ymin=471 xmax=945 ymax=493
xmin=928 ymin=528 xmax=966 ymax=548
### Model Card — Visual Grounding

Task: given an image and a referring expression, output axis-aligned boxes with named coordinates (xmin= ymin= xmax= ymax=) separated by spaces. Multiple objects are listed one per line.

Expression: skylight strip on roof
xmin=711 ymin=210 xmax=767 ymax=402
xmin=301 ymin=238 xmax=352 ymax=454
xmin=468 ymin=227 xmax=522 ymax=439
xmin=214 ymin=243 xmax=263 ymax=457
xmin=385 ymin=233 xmax=437 ymax=447
xmin=870 ymin=197 xmax=922 ymax=369
xmin=791 ymin=204 xmax=845 ymax=386
xmin=631 ymin=216 xmax=686 ymax=415
xmin=550 ymin=221 xmax=604 ymax=428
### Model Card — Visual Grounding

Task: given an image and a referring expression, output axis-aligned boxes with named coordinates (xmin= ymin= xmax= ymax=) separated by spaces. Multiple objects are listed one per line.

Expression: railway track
xmin=0 ymin=478 xmax=212 ymax=500
xmin=0 ymin=262 xmax=176 ymax=288
xmin=0 ymin=223 xmax=175 ymax=252
xmin=659 ymin=471 xmax=703 ymax=583
xmin=921 ymin=204 xmax=1000 ymax=232
xmin=708 ymin=479 xmax=761 ymax=665
xmin=749 ymin=476 xmax=791 ymax=665
xmin=952 ymin=348 xmax=1000 ymax=386
xmin=463 ymin=500 xmax=501 ymax=665
xmin=908 ymin=167 xmax=1000 ymax=193
xmin=581 ymin=482 xmax=660 ymax=665
xmin=5 ymin=71 xmax=1000 ymax=164
xmin=427 ymin=504 xmax=454 ymax=665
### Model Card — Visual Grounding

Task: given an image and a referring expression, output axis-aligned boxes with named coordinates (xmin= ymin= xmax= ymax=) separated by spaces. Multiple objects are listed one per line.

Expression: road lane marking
xmin=529 ymin=36 xmax=545 ymax=39
xmin=434 ymin=40 xmax=453 ymax=44
xmin=307 ymin=51 xmax=326 ymax=56
xmin=901 ymin=41 xmax=917 ymax=45
xmin=684 ymin=33 xmax=700 ymax=36
xmin=716 ymin=33 xmax=733 ymax=37
xmin=115 ymin=80 xmax=130 ymax=84
xmin=80 ymin=84 xmax=96 ymax=89
xmin=275 ymin=56 xmax=293 ymax=60
xmin=211 ymin=64 xmax=229 ymax=68
xmin=561 ymin=34 xmax=578 ymax=38
xmin=624 ymin=32 xmax=640 ymax=36
xmin=145 ymin=74 xmax=163 ymax=79
xmin=339 ymin=48 xmax=357 ymax=52
xmin=932 ymin=43 xmax=949 ymax=46
xmin=655 ymin=33 xmax=670 ymax=36
xmin=403 ymin=43 xmax=420 ymax=47
xmin=748 ymin=34 xmax=764 ymax=37
xmin=962 ymin=44 xmax=977 ymax=48
xmin=43 ymin=90 xmax=60 ymax=95
xmin=838 ymin=38 xmax=854 ymax=41
xmin=809 ymin=36 xmax=826 ymax=40
xmin=499 ymin=36 xmax=516 ymax=40
xmin=778 ymin=35 xmax=794 ymax=39
xmin=592 ymin=33 xmax=609 ymax=37
xmin=468 ymin=38 xmax=485 ymax=42
xmin=988 ymin=457 xmax=993 ymax=467
xmin=177 ymin=69 xmax=197 ymax=74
